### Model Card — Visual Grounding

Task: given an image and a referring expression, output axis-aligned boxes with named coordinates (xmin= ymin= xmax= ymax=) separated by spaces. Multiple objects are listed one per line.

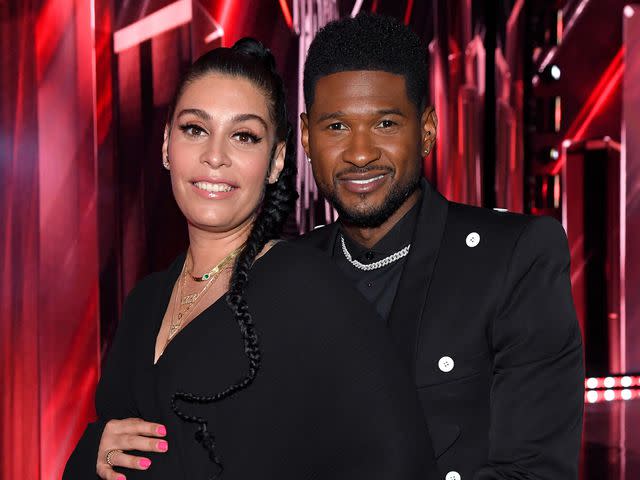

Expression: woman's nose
xmin=200 ymin=136 xmax=231 ymax=168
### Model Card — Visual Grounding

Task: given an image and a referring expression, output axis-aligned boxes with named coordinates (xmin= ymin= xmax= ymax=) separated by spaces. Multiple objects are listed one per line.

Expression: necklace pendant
xmin=181 ymin=293 xmax=198 ymax=305
xmin=168 ymin=324 xmax=180 ymax=339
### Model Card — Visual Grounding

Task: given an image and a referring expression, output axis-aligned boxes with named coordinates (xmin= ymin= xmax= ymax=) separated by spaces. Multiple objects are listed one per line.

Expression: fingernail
xmin=139 ymin=458 xmax=152 ymax=469
xmin=116 ymin=476 xmax=126 ymax=480
xmin=156 ymin=425 xmax=167 ymax=436
xmin=157 ymin=440 xmax=169 ymax=452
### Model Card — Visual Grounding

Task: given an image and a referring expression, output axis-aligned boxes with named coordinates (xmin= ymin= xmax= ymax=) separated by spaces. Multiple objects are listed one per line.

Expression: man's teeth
xmin=348 ymin=175 xmax=385 ymax=185
xmin=194 ymin=182 xmax=234 ymax=193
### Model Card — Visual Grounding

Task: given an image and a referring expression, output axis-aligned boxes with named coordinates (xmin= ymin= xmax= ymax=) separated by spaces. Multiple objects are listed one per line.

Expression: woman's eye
xmin=178 ymin=124 xmax=207 ymax=137
xmin=377 ymin=119 xmax=396 ymax=128
xmin=327 ymin=122 xmax=347 ymax=131
xmin=233 ymin=132 xmax=261 ymax=144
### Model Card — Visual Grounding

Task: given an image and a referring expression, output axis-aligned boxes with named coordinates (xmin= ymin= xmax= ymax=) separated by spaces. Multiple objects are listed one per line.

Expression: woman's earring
xmin=306 ymin=156 xmax=311 ymax=164
xmin=163 ymin=156 xmax=170 ymax=170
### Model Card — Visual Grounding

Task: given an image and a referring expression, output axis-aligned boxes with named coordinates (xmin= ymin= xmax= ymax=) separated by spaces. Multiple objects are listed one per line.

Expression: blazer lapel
xmin=298 ymin=222 xmax=340 ymax=255
xmin=387 ymin=180 xmax=449 ymax=376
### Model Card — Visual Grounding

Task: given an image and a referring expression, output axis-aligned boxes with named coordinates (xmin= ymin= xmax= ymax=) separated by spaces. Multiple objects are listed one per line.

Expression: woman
xmin=63 ymin=38 xmax=437 ymax=480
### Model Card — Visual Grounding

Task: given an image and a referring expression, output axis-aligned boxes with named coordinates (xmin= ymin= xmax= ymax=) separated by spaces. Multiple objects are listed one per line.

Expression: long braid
xmin=168 ymin=40 xmax=297 ymax=478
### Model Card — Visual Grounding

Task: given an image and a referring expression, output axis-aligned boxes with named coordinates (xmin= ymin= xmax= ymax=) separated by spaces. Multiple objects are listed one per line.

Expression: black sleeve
xmin=284 ymin=252 xmax=440 ymax=479
xmin=63 ymin=286 xmax=145 ymax=479
xmin=474 ymin=217 xmax=584 ymax=479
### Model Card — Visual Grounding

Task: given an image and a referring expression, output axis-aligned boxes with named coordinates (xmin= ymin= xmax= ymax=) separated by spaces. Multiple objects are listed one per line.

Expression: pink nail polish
xmin=139 ymin=458 xmax=152 ymax=469
xmin=157 ymin=440 xmax=169 ymax=452
xmin=156 ymin=425 xmax=167 ymax=436
xmin=116 ymin=476 xmax=126 ymax=480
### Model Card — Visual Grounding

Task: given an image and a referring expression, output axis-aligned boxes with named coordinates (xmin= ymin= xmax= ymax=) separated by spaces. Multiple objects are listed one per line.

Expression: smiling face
xmin=164 ymin=73 xmax=285 ymax=234
xmin=301 ymin=70 xmax=436 ymax=228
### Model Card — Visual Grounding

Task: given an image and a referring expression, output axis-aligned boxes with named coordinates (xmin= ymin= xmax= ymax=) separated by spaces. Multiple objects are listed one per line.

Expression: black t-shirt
xmin=333 ymin=199 xmax=420 ymax=321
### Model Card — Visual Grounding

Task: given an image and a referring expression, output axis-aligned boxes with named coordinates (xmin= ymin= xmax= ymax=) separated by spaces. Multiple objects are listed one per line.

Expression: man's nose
xmin=342 ymin=130 xmax=381 ymax=166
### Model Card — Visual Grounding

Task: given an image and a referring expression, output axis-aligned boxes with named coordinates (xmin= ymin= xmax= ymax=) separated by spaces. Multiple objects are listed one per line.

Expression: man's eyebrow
xmin=176 ymin=108 xmax=212 ymax=121
xmin=316 ymin=109 xmax=407 ymax=123
xmin=230 ymin=113 xmax=269 ymax=130
xmin=316 ymin=111 xmax=346 ymax=123
xmin=377 ymin=108 xmax=406 ymax=117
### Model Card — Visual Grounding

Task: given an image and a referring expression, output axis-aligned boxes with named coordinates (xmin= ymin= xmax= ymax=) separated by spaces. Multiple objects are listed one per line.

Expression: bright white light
xmin=587 ymin=390 xmax=599 ymax=403
xmin=350 ymin=0 xmax=365 ymax=17
xmin=113 ymin=0 xmax=192 ymax=53
xmin=562 ymin=139 xmax=573 ymax=149
xmin=622 ymin=389 xmax=632 ymax=400
xmin=493 ymin=208 xmax=508 ymax=213
xmin=621 ymin=376 xmax=632 ymax=387
xmin=586 ymin=377 xmax=599 ymax=389
xmin=551 ymin=65 xmax=561 ymax=80
xmin=604 ymin=377 xmax=616 ymax=388
xmin=204 ymin=24 xmax=225 ymax=44
xmin=624 ymin=5 xmax=635 ymax=18
xmin=550 ymin=148 xmax=560 ymax=160
xmin=604 ymin=390 xmax=615 ymax=401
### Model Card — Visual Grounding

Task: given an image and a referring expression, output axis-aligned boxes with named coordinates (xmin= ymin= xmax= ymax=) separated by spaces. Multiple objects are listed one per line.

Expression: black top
xmin=64 ymin=242 xmax=439 ymax=479
xmin=333 ymin=198 xmax=420 ymax=321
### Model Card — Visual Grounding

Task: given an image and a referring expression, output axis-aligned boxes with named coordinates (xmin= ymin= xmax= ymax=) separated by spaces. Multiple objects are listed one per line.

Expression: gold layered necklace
xmin=164 ymin=245 xmax=244 ymax=350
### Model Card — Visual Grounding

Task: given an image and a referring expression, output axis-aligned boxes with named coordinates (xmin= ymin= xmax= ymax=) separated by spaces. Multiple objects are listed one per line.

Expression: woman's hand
xmin=96 ymin=418 xmax=169 ymax=479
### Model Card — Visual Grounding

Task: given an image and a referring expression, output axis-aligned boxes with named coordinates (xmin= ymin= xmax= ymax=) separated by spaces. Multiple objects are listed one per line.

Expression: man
xmin=297 ymin=14 xmax=584 ymax=480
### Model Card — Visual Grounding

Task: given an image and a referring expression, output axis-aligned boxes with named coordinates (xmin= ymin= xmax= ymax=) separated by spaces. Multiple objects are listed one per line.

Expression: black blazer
xmin=297 ymin=180 xmax=584 ymax=479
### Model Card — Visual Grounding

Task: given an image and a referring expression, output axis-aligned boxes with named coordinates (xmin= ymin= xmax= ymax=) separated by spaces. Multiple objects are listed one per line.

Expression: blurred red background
xmin=1 ymin=1 xmax=639 ymax=478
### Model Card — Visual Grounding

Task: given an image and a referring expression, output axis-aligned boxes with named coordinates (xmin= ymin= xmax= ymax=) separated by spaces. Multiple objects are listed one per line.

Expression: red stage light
xmin=551 ymin=47 xmax=625 ymax=174
xmin=404 ymin=0 xmax=415 ymax=25
xmin=278 ymin=0 xmax=293 ymax=30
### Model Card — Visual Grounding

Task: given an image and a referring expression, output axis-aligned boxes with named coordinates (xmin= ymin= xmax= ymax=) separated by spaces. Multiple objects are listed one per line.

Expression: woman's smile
xmin=191 ymin=179 xmax=238 ymax=199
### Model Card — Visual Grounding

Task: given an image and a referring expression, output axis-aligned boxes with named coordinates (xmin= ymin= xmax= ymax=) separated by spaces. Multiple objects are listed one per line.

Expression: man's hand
xmin=96 ymin=418 xmax=168 ymax=479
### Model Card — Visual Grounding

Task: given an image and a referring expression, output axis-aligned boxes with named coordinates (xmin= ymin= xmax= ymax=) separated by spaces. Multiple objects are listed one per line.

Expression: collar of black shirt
xmin=337 ymin=191 xmax=422 ymax=264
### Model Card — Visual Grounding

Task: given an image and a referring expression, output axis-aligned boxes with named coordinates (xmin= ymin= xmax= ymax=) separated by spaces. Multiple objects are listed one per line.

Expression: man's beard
xmin=321 ymin=171 xmax=421 ymax=228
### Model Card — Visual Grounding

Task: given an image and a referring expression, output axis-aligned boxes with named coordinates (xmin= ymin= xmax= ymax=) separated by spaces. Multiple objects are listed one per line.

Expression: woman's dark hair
xmin=167 ymin=38 xmax=297 ymax=478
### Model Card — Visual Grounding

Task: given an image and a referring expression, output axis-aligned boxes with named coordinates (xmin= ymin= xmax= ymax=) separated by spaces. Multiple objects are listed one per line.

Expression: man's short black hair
xmin=303 ymin=13 xmax=429 ymax=113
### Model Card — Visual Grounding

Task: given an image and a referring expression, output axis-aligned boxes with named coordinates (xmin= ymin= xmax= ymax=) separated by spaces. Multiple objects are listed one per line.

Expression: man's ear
xmin=420 ymin=106 xmax=438 ymax=156
xmin=300 ymin=112 xmax=311 ymax=159
xmin=268 ymin=141 xmax=286 ymax=184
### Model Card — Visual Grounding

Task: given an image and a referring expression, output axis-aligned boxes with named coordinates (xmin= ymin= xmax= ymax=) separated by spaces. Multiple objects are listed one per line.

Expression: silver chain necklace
xmin=340 ymin=235 xmax=411 ymax=271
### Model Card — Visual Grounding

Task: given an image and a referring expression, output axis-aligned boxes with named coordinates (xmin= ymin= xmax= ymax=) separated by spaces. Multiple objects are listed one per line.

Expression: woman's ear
xmin=162 ymin=124 xmax=171 ymax=169
xmin=300 ymin=113 xmax=310 ymax=159
xmin=267 ymin=141 xmax=286 ymax=184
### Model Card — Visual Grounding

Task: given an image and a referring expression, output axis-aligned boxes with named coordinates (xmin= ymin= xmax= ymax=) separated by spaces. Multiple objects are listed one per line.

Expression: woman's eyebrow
xmin=230 ymin=113 xmax=269 ymax=130
xmin=176 ymin=108 xmax=212 ymax=121
xmin=177 ymin=109 xmax=268 ymax=130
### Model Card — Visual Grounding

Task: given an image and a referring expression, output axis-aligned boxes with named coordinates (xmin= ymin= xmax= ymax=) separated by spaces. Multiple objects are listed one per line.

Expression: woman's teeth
xmin=348 ymin=175 xmax=385 ymax=185
xmin=193 ymin=181 xmax=234 ymax=193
